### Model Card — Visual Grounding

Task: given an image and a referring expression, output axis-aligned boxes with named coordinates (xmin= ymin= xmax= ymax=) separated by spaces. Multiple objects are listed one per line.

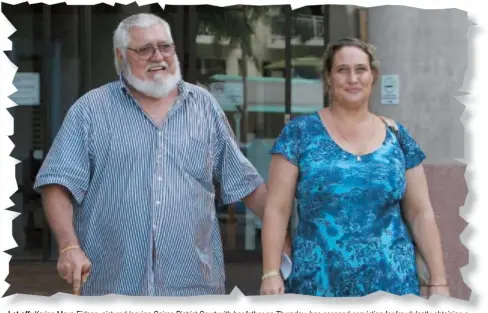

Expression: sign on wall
xmin=381 ymin=74 xmax=400 ymax=105
xmin=209 ymin=81 xmax=243 ymax=111
xmin=10 ymin=72 xmax=41 ymax=106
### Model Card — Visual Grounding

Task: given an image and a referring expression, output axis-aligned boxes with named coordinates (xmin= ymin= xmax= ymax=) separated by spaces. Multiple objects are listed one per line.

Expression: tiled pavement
xmin=5 ymin=261 xmax=262 ymax=297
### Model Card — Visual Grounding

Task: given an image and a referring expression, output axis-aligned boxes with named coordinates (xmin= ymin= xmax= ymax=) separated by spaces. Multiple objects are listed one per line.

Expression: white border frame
xmin=1 ymin=1 xmax=486 ymax=312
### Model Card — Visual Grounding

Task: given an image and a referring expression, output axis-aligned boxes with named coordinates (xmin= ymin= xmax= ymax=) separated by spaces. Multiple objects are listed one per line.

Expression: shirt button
xmin=156 ymin=201 xmax=161 ymax=205
xmin=158 ymin=177 xmax=162 ymax=181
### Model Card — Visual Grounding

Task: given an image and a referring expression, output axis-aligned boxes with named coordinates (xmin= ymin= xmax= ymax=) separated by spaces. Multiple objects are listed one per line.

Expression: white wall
xmin=368 ymin=7 xmax=468 ymax=164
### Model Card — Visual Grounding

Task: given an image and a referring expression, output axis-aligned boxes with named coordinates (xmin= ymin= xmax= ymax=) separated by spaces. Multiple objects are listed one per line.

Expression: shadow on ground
xmin=5 ymin=262 xmax=262 ymax=296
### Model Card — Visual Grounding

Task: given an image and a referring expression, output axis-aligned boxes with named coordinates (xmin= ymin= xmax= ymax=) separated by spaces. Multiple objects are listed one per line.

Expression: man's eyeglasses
xmin=126 ymin=43 xmax=175 ymax=60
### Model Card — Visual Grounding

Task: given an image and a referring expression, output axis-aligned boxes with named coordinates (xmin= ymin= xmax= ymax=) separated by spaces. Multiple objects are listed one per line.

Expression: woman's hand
xmin=420 ymin=284 xmax=429 ymax=298
xmin=428 ymin=285 xmax=450 ymax=298
xmin=260 ymin=275 xmax=285 ymax=295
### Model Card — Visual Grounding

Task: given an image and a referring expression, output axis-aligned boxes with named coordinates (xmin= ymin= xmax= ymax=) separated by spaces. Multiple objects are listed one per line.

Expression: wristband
xmin=422 ymin=283 xmax=448 ymax=287
xmin=60 ymin=245 xmax=80 ymax=254
xmin=262 ymin=270 xmax=281 ymax=281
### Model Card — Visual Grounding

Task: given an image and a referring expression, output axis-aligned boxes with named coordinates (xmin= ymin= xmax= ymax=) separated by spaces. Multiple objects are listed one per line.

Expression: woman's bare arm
xmin=261 ymin=155 xmax=299 ymax=273
xmin=401 ymin=164 xmax=447 ymax=285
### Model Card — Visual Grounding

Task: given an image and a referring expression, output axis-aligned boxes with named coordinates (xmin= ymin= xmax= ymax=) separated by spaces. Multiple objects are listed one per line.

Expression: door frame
xmin=8 ymin=33 xmax=62 ymax=262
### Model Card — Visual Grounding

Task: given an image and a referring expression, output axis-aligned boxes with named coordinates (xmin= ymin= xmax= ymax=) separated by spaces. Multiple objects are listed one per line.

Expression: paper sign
xmin=381 ymin=74 xmax=399 ymax=105
xmin=281 ymin=253 xmax=292 ymax=279
xmin=210 ymin=82 xmax=243 ymax=110
xmin=10 ymin=72 xmax=41 ymax=106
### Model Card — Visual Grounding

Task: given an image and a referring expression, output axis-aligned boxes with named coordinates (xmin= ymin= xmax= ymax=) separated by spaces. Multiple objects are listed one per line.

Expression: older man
xmin=34 ymin=13 xmax=286 ymax=296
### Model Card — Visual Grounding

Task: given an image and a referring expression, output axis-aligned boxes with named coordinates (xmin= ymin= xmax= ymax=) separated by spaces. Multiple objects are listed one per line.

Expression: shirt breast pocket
xmin=178 ymin=134 xmax=213 ymax=184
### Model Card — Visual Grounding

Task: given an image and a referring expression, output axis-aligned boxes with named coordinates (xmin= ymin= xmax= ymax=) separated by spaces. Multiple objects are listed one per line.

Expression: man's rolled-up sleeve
xmin=211 ymin=101 xmax=264 ymax=205
xmin=33 ymin=101 xmax=91 ymax=205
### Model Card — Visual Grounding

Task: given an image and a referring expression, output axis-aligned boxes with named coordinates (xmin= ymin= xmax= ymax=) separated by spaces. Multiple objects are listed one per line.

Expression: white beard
xmin=123 ymin=58 xmax=182 ymax=99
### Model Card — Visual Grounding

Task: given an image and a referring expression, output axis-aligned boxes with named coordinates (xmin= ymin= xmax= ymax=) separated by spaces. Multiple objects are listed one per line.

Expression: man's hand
xmin=57 ymin=246 xmax=91 ymax=295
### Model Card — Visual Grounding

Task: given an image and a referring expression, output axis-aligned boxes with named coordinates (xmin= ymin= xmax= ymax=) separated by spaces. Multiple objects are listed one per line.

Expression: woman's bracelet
xmin=421 ymin=282 xmax=449 ymax=287
xmin=261 ymin=270 xmax=281 ymax=281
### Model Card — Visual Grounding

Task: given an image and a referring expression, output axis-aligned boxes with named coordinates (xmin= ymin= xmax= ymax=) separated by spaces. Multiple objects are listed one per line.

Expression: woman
xmin=260 ymin=37 xmax=449 ymax=298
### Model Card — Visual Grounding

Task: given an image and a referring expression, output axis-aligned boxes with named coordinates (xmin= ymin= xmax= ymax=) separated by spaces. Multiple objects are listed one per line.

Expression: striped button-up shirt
xmin=34 ymin=77 xmax=264 ymax=296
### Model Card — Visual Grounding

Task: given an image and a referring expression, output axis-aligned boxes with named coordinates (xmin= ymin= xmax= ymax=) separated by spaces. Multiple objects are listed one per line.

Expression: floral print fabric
xmin=270 ymin=112 xmax=426 ymax=297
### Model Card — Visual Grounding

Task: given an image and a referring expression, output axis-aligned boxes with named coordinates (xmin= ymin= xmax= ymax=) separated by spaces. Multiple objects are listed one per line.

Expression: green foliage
xmin=197 ymin=5 xmax=325 ymax=53
xmin=197 ymin=5 xmax=272 ymax=62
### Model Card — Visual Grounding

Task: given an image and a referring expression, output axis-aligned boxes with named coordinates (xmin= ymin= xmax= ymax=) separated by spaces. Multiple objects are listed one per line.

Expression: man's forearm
xmin=41 ymin=185 xmax=80 ymax=250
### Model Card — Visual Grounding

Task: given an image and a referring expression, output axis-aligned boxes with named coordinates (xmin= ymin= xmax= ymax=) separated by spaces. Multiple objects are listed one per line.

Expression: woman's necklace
xmin=329 ymin=110 xmax=377 ymax=162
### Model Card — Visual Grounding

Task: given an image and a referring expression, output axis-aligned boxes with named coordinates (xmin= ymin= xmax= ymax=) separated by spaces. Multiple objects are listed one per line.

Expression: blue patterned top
xmin=270 ymin=112 xmax=426 ymax=297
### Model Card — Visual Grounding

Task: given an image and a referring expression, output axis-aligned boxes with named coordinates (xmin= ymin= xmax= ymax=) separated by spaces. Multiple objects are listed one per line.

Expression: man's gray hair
xmin=113 ymin=13 xmax=173 ymax=75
